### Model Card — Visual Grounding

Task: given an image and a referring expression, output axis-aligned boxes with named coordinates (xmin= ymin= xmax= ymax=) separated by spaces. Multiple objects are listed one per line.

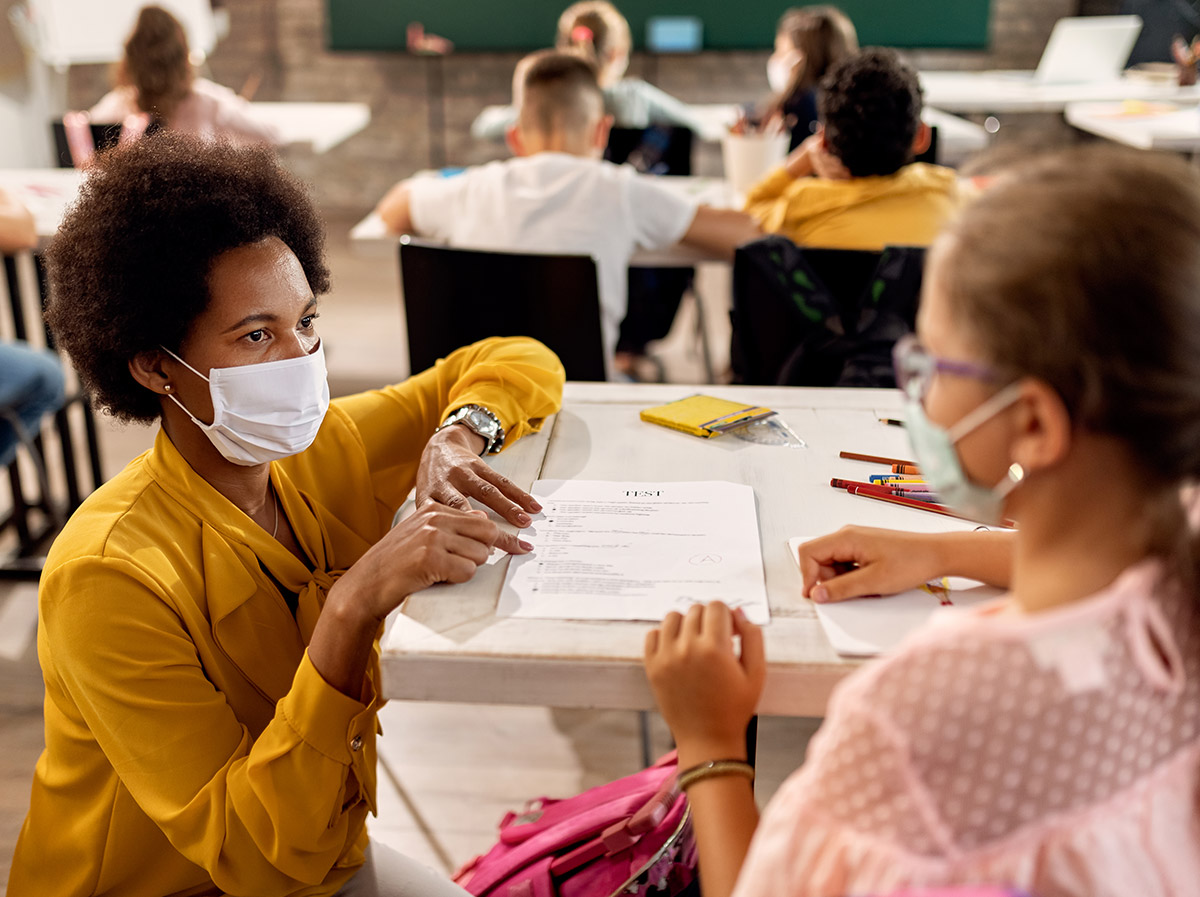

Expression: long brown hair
xmin=117 ymin=6 xmax=193 ymax=122
xmin=556 ymin=1 xmax=631 ymax=86
xmin=939 ymin=145 xmax=1200 ymax=584
xmin=768 ymin=6 xmax=858 ymax=120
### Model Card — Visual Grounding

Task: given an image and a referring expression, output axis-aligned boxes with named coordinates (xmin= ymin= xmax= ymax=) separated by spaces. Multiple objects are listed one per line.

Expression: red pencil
xmin=840 ymin=482 xmax=941 ymax=505
xmin=830 ymin=477 xmax=935 ymax=499
xmin=846 ymin=485 xmax=1015 ymax=527
xmin=839 ymin=451 xmax=916 ymax=466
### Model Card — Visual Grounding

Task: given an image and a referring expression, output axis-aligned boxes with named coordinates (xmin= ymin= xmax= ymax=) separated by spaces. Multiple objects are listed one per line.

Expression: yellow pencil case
xmin=640 ymin=394 xmax=775 ymax=438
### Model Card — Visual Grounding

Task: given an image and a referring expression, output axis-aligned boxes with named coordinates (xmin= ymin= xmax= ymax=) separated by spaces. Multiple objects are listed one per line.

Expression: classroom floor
xmin=0 ymin=214 xmax=820 ymax=888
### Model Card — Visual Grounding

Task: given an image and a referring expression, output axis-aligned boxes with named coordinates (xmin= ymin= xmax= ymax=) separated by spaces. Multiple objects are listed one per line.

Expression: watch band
xmin=435 ymin=404 xmax=505 ymax=455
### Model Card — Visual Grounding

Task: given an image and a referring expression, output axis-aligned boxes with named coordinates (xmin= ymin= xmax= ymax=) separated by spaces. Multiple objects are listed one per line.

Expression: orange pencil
xmin=891 ymin=463 xmax=921 ymax=475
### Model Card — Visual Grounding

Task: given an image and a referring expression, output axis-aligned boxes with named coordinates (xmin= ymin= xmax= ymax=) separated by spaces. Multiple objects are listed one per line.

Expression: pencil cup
xmin=721 ymin=132 xmax=790 ymax=196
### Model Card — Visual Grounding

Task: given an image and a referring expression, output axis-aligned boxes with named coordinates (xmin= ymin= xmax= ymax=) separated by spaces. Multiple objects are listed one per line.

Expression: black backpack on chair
xmin=730 ymin=235 xmax=926 ymax=388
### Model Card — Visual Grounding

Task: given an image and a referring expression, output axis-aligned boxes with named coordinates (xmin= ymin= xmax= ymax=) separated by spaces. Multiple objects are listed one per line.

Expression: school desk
xmin=0 ymin=168 xmax=83 ymax=250
xmin=379 ymin=381 xmax=987 ymax=718
xmin=688 ymin=104 xmax=989 ymax=168
xmin=919 ymin=70 xmax=1200 ymax=115
xmin=247 ymin=101 xmax=371 ymax=154
xmin=1064 ymin=100 xmax=1200 ymax=154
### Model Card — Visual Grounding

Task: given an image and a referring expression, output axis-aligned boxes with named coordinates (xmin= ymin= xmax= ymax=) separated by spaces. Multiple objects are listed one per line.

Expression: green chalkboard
xmin=327 ymin=2 xmax=991 ymax=52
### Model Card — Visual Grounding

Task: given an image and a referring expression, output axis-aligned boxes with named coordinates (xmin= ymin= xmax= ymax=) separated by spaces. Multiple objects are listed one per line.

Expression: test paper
xmin=499 ymin=480 xmax=769 ymax=623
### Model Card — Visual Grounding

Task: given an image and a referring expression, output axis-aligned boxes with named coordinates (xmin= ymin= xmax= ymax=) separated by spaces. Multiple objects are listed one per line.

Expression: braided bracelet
xmin=677 ymin=759 xmax=755 ymax=791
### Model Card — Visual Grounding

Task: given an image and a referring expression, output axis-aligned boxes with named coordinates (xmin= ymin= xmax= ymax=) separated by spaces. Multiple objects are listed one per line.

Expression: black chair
xmin=50 ymin=118 xmax=163 ymax=168
xmin=1 ymin=253 xmax=105 ymax=577
xmin=730 ymin=235 xmax=927 ymax=388
xmin=399 ymin=238 xmax=608 ymax=382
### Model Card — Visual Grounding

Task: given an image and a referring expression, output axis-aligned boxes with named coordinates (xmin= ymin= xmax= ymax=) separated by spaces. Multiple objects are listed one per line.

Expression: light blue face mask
xmin=903 ymin=383 xmax=1026 ymax=525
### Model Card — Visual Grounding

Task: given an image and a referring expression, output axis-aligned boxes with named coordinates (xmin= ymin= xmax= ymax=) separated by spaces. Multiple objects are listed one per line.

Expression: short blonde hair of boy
xmin=513 ymin=50 xmax=605 ymax=136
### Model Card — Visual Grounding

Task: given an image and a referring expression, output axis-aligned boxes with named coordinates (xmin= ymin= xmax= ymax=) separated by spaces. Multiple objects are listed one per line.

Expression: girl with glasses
xmin=644 ymin=144 xmax=1200 ymax=897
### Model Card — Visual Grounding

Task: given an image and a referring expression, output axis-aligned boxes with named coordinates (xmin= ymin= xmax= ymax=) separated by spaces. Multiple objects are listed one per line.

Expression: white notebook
xmin=787 ymin=536 xmax=1003 ymax=657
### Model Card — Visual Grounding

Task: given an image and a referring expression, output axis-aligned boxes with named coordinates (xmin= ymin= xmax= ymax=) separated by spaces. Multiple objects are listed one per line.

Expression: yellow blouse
xmin=9 ymin=338 xmax=564 ymax=897
xmin=744 ymin=162 xmax=959 ymax=251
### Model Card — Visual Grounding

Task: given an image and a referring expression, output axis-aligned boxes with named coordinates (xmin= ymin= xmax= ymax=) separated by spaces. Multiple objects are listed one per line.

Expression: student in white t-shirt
xmin=376 ymin=51 xmax=760 ymax=375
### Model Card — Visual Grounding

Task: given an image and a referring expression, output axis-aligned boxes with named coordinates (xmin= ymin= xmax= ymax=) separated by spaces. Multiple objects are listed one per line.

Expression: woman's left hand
xmin=644 ymin=602 xmax=766 ymax=765
xmin=416 ymin=425 xmax=541 ymax=554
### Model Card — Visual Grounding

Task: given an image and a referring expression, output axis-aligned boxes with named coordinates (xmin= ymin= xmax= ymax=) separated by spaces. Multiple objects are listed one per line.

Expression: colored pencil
xmin=891 ymin=463 xmax=921 ymax=475
xmin=843 ymin=482 xmax=941 ymax=504
xmin=839 ymin=451 xmax=916 ymax=466
xmin=879 ymin=418 xmax=905 ymax=427
xmin=846 ymin=485 xmax=1015 ymax=527
xmin=830 ymin=479 xmax=942 ymax=504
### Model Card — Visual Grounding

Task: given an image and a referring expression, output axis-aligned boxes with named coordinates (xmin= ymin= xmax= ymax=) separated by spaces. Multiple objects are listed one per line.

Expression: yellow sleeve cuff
xmin=280 ymin=651 xmax=377 ymax=765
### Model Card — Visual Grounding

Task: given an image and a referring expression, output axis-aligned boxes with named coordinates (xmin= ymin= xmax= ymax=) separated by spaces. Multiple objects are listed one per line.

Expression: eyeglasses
xmin=892 ymin=333 xmax=1001 ymax=400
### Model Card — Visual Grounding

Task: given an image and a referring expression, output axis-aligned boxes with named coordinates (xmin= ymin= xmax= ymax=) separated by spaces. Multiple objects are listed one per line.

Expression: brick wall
xmin=67 ymin=0 xmax=1089 ymax=215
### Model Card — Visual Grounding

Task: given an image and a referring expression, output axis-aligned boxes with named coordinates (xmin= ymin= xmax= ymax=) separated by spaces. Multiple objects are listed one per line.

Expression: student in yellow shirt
xmin=744 ymin=48 xmax=958 ymax=251
xmin=8 ymin=134 xmax=563 ymax=897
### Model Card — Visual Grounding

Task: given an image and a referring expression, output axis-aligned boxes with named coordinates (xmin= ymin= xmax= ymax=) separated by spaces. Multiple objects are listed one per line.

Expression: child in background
xmin=764 ymin=6 xmax=859 ymax=151
xmin=378 ymin=52 xmax=759 ymax=378
xmin=0 ymin=188 xmax=65 ymax=469
xmin=471 ymin=2 xmax=707 ymax=381
xmin=644 ymin=144 xmax=1200 ymax=897
xmin=745 ymin=48 xmax=956 ymax=251
xmin=471 ymin=1 xmax=707 ymax=140
xmin=90 ymin=5 xmax=280 ymax=146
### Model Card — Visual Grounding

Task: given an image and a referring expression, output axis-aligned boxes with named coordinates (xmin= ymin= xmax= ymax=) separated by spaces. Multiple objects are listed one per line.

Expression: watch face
xmin=466 ymin=409 xmax=499 ymax=435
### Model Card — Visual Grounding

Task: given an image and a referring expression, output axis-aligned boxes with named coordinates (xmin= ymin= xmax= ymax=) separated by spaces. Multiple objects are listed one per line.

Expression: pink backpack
xmin=454 ymin=752 xmax=696 ymax=897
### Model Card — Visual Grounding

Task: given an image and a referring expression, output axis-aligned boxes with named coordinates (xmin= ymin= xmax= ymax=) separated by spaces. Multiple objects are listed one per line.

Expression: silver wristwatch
xmin=435 ymin=404 xmax=505 ymax=455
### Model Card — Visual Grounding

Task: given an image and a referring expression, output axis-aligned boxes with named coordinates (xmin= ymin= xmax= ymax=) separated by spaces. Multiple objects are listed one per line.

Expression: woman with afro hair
xmin=9 ymin=133 xmax=563 ymax=897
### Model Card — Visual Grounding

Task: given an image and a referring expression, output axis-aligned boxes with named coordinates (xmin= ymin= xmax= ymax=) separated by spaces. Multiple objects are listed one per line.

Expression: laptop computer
xmin=1033 ymin=15 xmax=1143 ymax=84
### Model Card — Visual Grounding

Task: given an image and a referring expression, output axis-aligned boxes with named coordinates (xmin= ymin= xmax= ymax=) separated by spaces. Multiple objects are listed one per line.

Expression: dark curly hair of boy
xmin=818 ymin=47 xmax=923 ymax=178
xmin=44 ymin=133 xmax=330 ymax=424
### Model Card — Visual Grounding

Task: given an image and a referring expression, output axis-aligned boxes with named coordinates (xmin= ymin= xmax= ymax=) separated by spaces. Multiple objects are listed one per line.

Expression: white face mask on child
xmin=768 ymin=51 xmax=802 ymax=94
xmin=161 ymin=343 xmax=330 ymax=466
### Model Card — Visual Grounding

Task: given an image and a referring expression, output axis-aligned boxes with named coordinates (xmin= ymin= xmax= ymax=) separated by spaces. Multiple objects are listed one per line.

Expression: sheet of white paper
xmin=499 ymin=480 xmax=769 ymax=623
xmin=786 ymin=536 xmax=1002 ymax=656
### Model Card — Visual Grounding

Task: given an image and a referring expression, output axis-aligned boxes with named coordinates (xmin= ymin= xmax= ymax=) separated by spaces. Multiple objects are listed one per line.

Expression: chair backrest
xmin=605 ymin=125 xmax=694 ymax=176
xmin=50 ymin=116 xmax=162 ymax=168
xmin=399 ymin=238 xmax=607 ymax=381
xmin=730 ymin=234 xmax=926 ymax=388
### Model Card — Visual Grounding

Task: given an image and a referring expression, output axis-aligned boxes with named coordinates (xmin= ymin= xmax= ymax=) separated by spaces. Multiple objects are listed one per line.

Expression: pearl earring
xmin=164 ymin=384 xmax=172 ymax=392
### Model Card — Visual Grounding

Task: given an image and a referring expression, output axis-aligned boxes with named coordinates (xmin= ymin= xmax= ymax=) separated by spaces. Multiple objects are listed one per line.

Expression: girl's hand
xmin=644 ymin=602 xmax=765 ymax=764
xmin=334 ymin=503 xmax=501 ymax=623
xmin=796 ymin=526 xmax=947 ymax=603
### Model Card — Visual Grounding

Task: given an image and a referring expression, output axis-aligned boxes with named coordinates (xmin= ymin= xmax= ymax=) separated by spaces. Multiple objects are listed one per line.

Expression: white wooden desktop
xmin=690 ymin=104 xmax=988 ymax=168
xmin=0 ymin=168 xmax=83 ymax=250
xmin=476 ymin=103 xmax=987 ymax=168
xmin=1065 ymin=100 xmax=1200 ymax=153
xmin=380 ymin=382 xmax=979 ymax=718
xmin=248 ymin=101 xmax=371 ymax=154
xmin=0 ymin=99 xmax=369 ymax=247
xmin=919 ymin=70 xmax=1200 ymax=115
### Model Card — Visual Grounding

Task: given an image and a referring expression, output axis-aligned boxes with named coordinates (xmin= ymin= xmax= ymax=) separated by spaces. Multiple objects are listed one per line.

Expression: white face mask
xmin=768 ymin=50 xmax=802 ymax=95
xmin=162 ymin=343 xmax=330 ymax=466
xmin=903 ymin=383 xmax=1025 ymax=525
